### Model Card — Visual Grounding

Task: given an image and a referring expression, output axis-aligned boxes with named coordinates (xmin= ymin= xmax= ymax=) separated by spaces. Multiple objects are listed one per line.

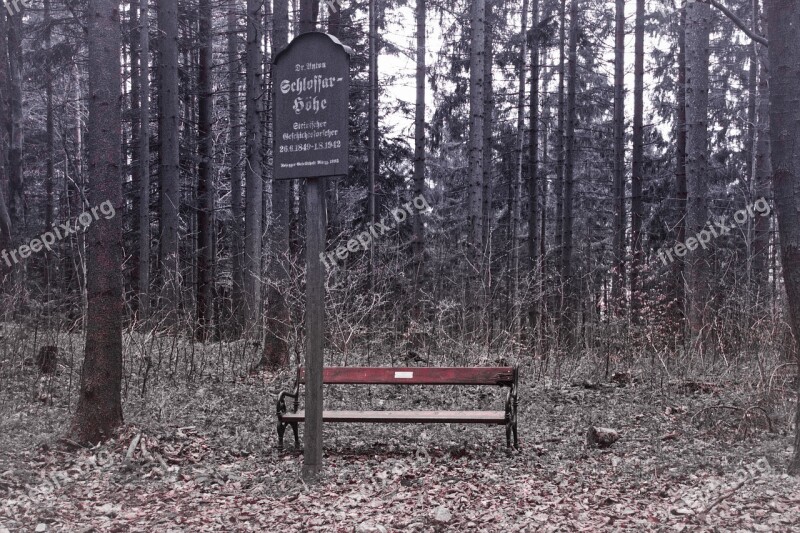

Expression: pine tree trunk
xmin=673 ymin=5 xmax=687 ymax=340
xmin=468 ymin=0 xmax=486 ymax=335
xmin=158 ymin=0 xmax=181 ymax=327
xmin=685 ymin=0 xmax=712 ymax=351
xmin=326 ymin=2 xmax=342 ymax=236
xmin=41 ymin=0 xmax=55 ymax=290
xmin=367 ymin=0 xmax=379 ymax=297
xmin=612 ymin=0 xmax=625 ymax=316
xmin=560 ymin=0 xmax=579 ymax=344
xmin=553 ymin=0 xmax=566 ymax=275
xmin=751 ymin=0 xmax=770 ymax=296
xmin=411 ymin=0 xmax=426 ymax=333
xmin=137 ymin=0 xmax=151 ymax=321
xmin=764 ymin=0 xmax=800 ymax=476
xmin=511 ymin=0 xmax=529 ymax=340
xmin=527 ymin=0 xmax=540 ymax=338
xmin=0 ymin=12 xmax=8 ymax=278
xmin=262 ymin=0 xmax=292 ymax=368
xmin=197 ymin=0 xmax=214 ymax=341
xmin=245 ymin=0 xmax=264 ymax=334
xmin=482 ymin=0 xmax=494 ymax=339
xmin=70 ymin=0 xmax=124 ymax=445
xmin=227 ymin=0 xmax=244 ymax=333
xmin=630 ymin=0 xmax=645 ymax=323
xmin=8 ymin=11 xmax=23 ymax=244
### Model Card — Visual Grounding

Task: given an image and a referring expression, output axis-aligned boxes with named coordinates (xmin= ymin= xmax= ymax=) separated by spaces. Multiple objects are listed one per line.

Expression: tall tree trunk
xmin=44 ymin=0 xmax=55 ymax=230
xmin=630 ymin=0 xmax=645 ymax=323
xmin=527 ymin=0 xmax=541 ymax=338
xmin=70 ymin=0 xmax=124 ymax=444
xmin=197 ymin=0 xmax=214 ymax=341
xmin=71 ymin=65 xmax=88 ymax=317
xmin=482 ymin=0 xmax=494 ymax=338
xmin=158 ymin=0 xmax=181 ymax=326
xmin=228 ymin=0 xmax=244 ymax=333
xmin=130 ymin=0 xmax=140 ymax=293
xmin=764 ymin=0 xmax=800 ymax=476
xmin=611 ymin=0 xmax=625 ymax=315
xmin=685 ymin=0 xmax=712 ymax=351
xmin=560 ymin=0 xmax=578 ymax=343
xmin=511 ymin=0 xmax=529 ymax=340
xmin=553 ymin=0 xmax=566 ymax=275
xmin=137 ymin=0 xmax=151 ymax=321
xmin=326 ymin=1 xmax=341 ymax=236
xmin=245 ymin=0 xmax=265 ymax=334
xmin=0 ymin=12 xmax=8 ymax=279
xmin=539 ymin=54 xmax=550 ymax=286
xmin=673 ymin=5 xmax=687 ymax=340
xmin=368 ymin=0 xmax=378 ymax=295
xmin=751 ymin=0 xmax=770 ymax=296
xmin=262 ymin=0 xmax=292 ymax=368
xmin=8 ymin=10 xmax=23 ymax=243
xmin=0 ymin=185 xmax=9 ymax=280
xmin=44 ymin=0 xmax=55 ymax=289
xmin=411 ymin=0 xmax=426 ymax=334
xmin=182 ymin=20 xmax=197 ymax=315
xmin=0 ymin=26 xmax=10 ymax=283
xmin=468 ymin=0 xmax=486 ymax=334
xmin=744 ymin=1 xmax=757 ymax=189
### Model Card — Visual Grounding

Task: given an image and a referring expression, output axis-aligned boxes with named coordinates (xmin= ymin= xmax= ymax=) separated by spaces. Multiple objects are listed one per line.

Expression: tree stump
xmin=36 ymin=346 xmax=58 ymax=374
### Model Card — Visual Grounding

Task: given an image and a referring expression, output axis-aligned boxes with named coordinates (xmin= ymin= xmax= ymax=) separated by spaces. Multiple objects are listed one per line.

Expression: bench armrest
xmin=505 ymin=366 xmax=519 ymax=422
xmin=277 ymin=382 xmax=300 ymax=420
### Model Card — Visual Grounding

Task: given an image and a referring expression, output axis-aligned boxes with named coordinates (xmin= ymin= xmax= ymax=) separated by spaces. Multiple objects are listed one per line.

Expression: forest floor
xmin=1 ymin=329 xmax=800 ymax=531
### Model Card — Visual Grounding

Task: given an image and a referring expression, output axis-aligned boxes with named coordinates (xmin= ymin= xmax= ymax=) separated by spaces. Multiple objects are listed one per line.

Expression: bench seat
xmin=281 ymin=409 xmax=507 ymax=424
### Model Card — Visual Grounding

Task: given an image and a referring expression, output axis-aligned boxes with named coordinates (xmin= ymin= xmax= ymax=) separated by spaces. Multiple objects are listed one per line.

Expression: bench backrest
xmin=297 ymin=367 xmax=515 ymax=386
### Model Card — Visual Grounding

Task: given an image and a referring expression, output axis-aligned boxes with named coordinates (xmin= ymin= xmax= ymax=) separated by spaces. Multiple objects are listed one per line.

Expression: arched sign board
xmin=273 ymin=32 xmax=352 ymax=180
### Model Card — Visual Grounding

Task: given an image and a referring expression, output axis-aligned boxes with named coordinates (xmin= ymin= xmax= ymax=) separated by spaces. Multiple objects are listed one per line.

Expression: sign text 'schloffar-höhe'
xmin=273 ymin=32 xmax=352 ymax=180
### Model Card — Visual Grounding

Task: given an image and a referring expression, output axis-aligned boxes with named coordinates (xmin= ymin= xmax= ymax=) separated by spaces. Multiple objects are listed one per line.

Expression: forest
xmin=1 ymin=0 xmax=800 ymax=530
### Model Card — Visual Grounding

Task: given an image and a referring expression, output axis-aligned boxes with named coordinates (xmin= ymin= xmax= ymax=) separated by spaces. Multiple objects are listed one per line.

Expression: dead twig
xmin=699 ymin=478 xmax=748 ymax=515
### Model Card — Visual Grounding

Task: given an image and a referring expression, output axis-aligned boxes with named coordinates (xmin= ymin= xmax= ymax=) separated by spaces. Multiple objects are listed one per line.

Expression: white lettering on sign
xmin=280 ymin=76 xmax=343 ymax=96
xmin=394 ymin=372 xmax=414 ymax=379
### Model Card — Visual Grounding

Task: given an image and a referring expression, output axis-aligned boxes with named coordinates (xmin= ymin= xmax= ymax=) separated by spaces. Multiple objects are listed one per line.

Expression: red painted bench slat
xmin=297 ymin=366 xmax=514 ymax=385
xmin=280 ymin=410 xmax=507 ymax=424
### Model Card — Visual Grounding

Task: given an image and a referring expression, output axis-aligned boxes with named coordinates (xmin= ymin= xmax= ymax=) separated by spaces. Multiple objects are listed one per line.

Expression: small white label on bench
xmin=395 ymin=371 xmax=414 ymax=379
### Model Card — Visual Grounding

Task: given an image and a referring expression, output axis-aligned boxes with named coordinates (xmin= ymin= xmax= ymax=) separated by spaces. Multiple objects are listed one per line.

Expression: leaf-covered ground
xmin=2 ymin=342 xmax=800 ymax=531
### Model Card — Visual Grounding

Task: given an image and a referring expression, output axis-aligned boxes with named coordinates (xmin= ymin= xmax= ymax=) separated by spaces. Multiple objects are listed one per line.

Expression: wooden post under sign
xmin=273 ymin=32 xmax=351 ymax=481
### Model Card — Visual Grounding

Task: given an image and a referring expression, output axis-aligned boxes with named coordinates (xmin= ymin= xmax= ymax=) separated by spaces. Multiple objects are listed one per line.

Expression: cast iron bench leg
xmin=291 ymin=422 xmax=300 ymax=448
xmin=277 ymin=421 xmax=286 ymax=450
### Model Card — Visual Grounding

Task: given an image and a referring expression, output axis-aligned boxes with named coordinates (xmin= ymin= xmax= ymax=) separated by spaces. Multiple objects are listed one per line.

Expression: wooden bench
xmin=276 ymin=366 xmax=519 ymax=449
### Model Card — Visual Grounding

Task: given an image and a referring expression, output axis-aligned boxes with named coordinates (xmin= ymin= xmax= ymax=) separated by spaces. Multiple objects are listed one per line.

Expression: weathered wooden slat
xmin=280 ymin=410 xmax=507 ymax=424
xmin=297 ymin=367 xmax=514 ymax=385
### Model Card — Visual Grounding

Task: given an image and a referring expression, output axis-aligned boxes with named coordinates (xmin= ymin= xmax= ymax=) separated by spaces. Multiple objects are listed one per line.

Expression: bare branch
xmin=698 ymin=0 xmax=768 ymax=47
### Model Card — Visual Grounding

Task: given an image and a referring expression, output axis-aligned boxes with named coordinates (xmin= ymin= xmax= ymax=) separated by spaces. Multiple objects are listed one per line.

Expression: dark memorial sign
xmin=274 ymin=32 xmax=352 ymax=180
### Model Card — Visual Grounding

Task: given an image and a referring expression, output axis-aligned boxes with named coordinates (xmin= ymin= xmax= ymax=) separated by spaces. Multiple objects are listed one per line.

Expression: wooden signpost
xmin=274 ymin=32 xmax=351 ymax=480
